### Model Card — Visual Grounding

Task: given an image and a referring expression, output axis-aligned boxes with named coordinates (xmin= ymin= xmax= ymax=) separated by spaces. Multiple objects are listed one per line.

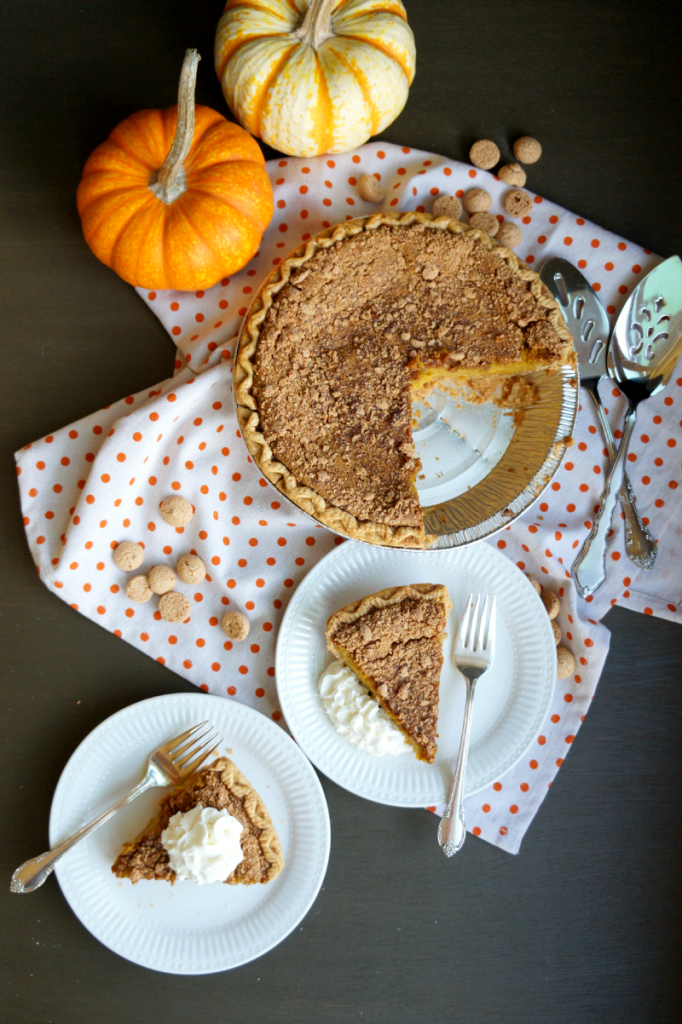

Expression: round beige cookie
xmin=468 ymin=212 xmax=499 ymax=237
xmin=148 ymin=564 xmax=177 ymax=595
xmin=551 ymin=620 xmax=561 ymax=646
xmin=464 ymin=188 xmax=492 ymax=214
xmin=513 ymin=136 xmax=542 ymax=164
xmin=504 ymin=190 xmax=533 ymax=218
xmin=159 ymin=495 xmax=194 ymax=528
xmin=556 ymin=646 xmax=575 ymax=679
xmin=221 ymin=612 xmax=250 ymax=641
xmin=525 ymin=573 xmax=542 ymax=595
xmin=542 ymin=591 xmax=561 ymax=620
xmin=159 ymin=592 xmax=191 ymax=624
xmin=358 ymin=174 xmax=384 ymax=203
xmin=126 ymin=575 xmax=153 ymax=603
xmin=432 ymin=195 xmax=462 ymax=220
xmin=498 ymin=162 xmax=527 ymax=187
xmin=469 ymin=139 xmax=500 ymax=170
xmin=496 ymin=221 xmax=522 ymax=248
xmin=113 ymin=541 xmax=144 ymax=572
xmin=176 ymin=553 xmax=206 ymax=585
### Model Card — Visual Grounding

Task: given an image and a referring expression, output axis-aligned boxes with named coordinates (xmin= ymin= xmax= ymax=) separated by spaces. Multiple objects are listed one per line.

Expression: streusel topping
xmin=328 ymin=591 xmax=448 ymax=763
xmin=112 ymin=761 xmax=271 ymax=885
xmin=253 ymin=223 xmax=568 ymax=527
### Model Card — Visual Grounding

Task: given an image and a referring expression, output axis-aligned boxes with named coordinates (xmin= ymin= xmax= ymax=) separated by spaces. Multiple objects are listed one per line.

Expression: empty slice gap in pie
xmin=325 ymin=583 xmax=452 ymax=764
xmin=235 ymin=212 xmax=575 ymax=549
xmin=112 ymin=756 xmax=284 ymax=885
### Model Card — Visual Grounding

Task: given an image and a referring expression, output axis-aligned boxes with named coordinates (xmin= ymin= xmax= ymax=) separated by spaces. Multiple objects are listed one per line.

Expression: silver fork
xmin=11 ymin=721 xmax=221 ymax=894
xmin=438 ymin=593 xmax=496 ymax=857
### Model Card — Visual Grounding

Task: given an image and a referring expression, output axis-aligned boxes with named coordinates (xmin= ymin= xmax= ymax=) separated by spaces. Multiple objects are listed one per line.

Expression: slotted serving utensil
xmin=438 ymin=593 xmax=496 ymax=857
xmin=540 ymin=257 xmax=655 ymax=569
xmin=11 ymin=720 xmax=221 ymax=894
xmin=573 ymin=255 xmax=682 ymax=597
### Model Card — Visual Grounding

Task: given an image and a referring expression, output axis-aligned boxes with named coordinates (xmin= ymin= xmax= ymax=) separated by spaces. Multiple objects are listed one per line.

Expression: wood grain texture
xmin=0 ymin=1 xmax=680 ymax=1022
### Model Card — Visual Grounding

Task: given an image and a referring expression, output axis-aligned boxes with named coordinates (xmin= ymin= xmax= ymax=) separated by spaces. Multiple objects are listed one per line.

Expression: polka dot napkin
xmin=15 ymin=142 xmax=682 ymax=854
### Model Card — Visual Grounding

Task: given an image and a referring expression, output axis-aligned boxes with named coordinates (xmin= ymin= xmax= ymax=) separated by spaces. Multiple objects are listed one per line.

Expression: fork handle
xmin=438 ymin=674 xmax=477 ymax=857
xmin=585 ymin=384 xmax=656 ymax=570
xmin=10 ymin=773 xmax=156 ymax=894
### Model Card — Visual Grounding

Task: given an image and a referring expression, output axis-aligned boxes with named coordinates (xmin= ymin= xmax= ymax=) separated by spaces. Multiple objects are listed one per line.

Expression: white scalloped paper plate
xmin=276 ymin=543 xmax=556 ymax=807
xmin=49 ymin=693 xmax=330 ymax=974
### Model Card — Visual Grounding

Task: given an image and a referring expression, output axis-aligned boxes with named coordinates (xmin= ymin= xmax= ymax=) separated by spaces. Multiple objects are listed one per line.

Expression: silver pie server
xmin=540 ymin=257 xmax=655 ymax=570
xmin=572 ymin=255 xmax=682 ymax=598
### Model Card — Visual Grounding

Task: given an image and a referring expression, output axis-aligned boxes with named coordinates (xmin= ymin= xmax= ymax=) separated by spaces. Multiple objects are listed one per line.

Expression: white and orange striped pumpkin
xmin=215 ymin=0 xmax=416 ymax=157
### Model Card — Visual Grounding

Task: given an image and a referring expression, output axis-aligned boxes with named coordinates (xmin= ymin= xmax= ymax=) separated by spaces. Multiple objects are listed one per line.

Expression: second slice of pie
xmin=325 ymin=584 xmax=451 ymax=764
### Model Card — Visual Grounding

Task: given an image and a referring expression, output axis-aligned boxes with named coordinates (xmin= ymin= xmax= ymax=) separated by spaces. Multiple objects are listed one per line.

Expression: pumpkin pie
xmin=326 ymin=584 xmax=452 ymax=763
xmin=235 ymin=213 xmax=574 ymax=548
xmin=112 ymin=756 xmax=283 ymax=885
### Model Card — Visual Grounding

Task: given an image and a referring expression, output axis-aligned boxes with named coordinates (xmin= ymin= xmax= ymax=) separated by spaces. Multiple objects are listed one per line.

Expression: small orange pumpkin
xmin=77 ymin=50 xmax=273 ymax=291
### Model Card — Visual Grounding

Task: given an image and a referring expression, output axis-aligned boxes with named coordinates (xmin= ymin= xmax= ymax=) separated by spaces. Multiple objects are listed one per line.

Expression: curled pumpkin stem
xmin=295 ymin=0 xmax=337 ymax=50
xmin=149 ymin=49 xmax=201 ymax=205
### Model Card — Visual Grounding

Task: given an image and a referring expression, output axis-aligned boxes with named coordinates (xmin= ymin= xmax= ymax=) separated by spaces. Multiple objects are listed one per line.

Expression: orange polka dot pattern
xmin=15 ymin=143 xmax=682 ymax=856
xmin=15 ymin=361 xmax=338 ymax=726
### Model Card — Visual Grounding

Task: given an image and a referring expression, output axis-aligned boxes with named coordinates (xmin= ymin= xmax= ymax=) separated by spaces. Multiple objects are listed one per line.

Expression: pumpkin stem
xmin=149 ymin=49 xmax=201 ymax=205
xmin=295 ymin=0 xmax=337 ymax=50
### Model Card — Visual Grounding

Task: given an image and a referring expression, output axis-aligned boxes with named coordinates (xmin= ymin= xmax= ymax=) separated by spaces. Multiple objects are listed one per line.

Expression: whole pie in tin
xmin=234 ymin=212 xmax=574 ymax=548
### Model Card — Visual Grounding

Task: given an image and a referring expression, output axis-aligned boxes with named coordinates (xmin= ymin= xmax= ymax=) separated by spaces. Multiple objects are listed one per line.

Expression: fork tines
xmin=165 ymin=721 xmax=223 ymax=778
xmin=457 ymin=593 xmax=496 ymax=655
xmin=180 ymin=730 xmax=223 ymax=777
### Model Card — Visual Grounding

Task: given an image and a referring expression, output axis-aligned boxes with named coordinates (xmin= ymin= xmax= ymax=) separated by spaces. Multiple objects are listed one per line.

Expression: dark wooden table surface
xmin=1 ymin=2 xmax=681 ymax=1021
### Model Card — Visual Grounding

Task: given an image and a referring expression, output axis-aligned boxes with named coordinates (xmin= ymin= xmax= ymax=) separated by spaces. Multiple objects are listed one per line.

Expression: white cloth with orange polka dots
xmin=16 ymin=142 xmax=682 ymax=854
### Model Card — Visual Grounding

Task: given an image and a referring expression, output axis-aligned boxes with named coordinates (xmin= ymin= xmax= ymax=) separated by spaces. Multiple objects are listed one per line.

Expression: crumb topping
xmin=327 ymin=591 xmax=449 ymax=763
xmin=112 ymin=761 xmax=272 ymax=886
xmin=253 ymin=224 xmax=569 ymax=525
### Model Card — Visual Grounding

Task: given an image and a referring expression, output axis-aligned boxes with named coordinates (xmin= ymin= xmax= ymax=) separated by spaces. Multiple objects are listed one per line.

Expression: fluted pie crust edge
xmin=234 ymin=211 xmax=575 ymax=548
xmin=325 ymin=583 xmax=451 ymax=635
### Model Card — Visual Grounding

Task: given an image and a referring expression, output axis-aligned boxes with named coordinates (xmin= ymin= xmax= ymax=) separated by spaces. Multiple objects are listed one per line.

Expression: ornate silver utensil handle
xmin=437 ymin=674 xmax=477 ymax=856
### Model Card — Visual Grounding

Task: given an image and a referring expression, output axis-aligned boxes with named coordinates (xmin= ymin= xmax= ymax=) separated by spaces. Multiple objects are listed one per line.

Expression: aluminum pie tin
xmin=234 ymin=218 xmax=579 ymax=549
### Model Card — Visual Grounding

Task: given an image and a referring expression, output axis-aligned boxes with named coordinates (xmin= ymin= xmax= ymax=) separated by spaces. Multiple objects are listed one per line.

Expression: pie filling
xmin=326 ymin=584 xmax=452 ymax=764
xmin=242 ymin=216 xmax=574 ymax=547
xmin=410 ymin=358 xmax=549 ymax=389
xmin=111 ymin=757 xmax=284 ymax=886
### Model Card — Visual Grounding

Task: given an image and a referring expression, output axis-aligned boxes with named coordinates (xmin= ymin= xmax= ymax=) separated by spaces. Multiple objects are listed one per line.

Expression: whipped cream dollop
xmin=160 ymin=804 xmax=244 ymax=884
xmin=319 ymin=660 xmax=410 ymax=757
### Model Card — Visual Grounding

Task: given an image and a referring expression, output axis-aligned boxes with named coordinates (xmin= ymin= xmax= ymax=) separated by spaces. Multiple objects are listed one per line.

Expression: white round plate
xmin=276 ymin=542 xmax=556 ymax=807
xmin=49 ymin=693 xmax=330 ymax=974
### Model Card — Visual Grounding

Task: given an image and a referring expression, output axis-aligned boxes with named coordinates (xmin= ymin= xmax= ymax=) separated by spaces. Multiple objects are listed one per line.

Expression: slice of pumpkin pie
xmin=112 ymin=756 xmax=283 ymax=886
xmin=325 ymin=584 xmax=451 ymax=764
